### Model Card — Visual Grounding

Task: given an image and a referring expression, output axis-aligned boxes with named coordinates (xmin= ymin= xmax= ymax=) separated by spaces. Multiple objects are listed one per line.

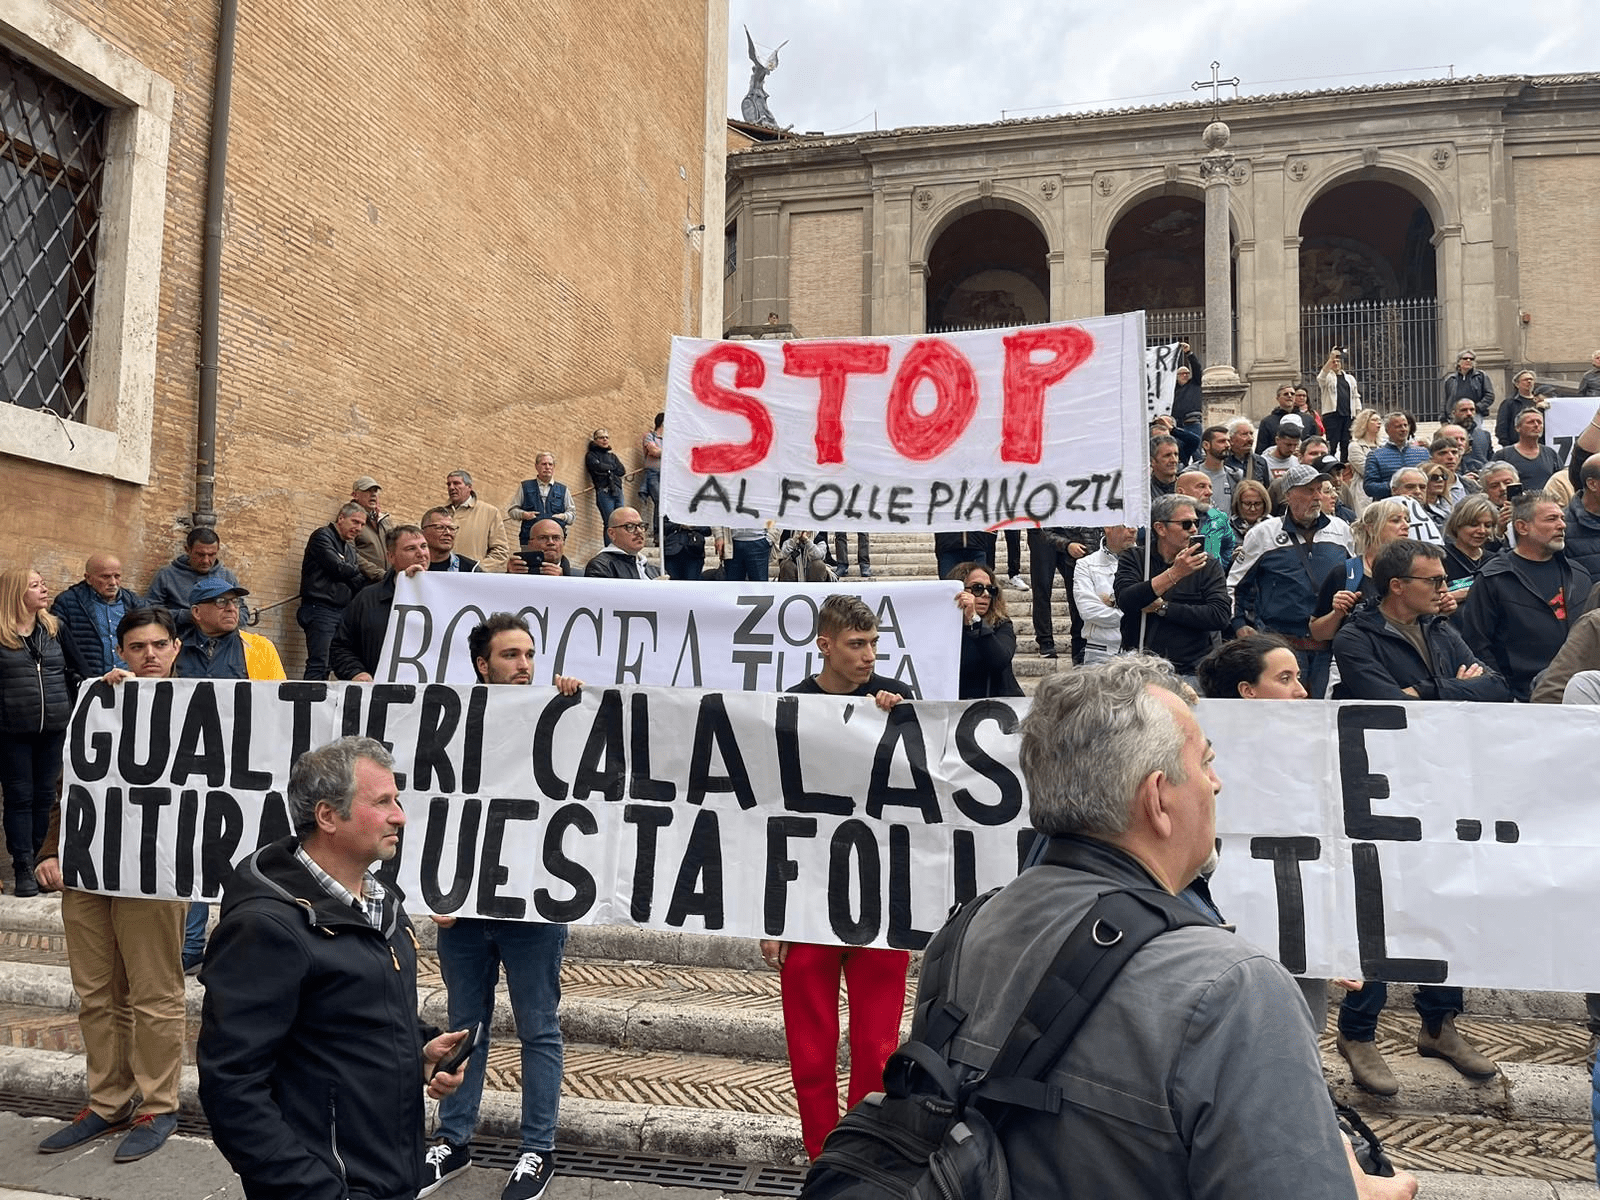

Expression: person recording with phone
xmin=1113 ymin=494 xmax=1231 ymax=683
xmin=505 ymin=519 xmax=576 ymax=577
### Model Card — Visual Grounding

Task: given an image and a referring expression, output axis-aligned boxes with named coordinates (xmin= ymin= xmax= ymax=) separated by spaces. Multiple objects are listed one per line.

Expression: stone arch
xmin=920 ymin=192 xmax=1052 ymax=330
xmin=917 ymin=189 xmax=1054 ymax=265
xmin=1289 ymin=154 xmax=1453 ymax=239
xmin=1093 ymin=174 xmax=1249 ymax=251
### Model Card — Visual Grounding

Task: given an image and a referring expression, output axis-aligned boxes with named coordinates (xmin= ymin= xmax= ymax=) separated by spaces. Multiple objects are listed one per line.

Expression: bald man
xmin=50 ymin=553 xmax=146 ymax=693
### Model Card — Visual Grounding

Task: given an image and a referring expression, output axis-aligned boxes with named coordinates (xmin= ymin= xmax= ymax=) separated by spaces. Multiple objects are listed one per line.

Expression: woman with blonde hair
xmin=1345 ymin=408 xmax=1382 ymax=475
xmin=949 ymin=561 xmax=1022 ymax=698
xmin=0 ymin=567 xmax=71 ymax=896
xmin=1307 ymin=499 xmax=1416 ymax=644
xmin=1230 ymin=479 xmax=1272 ymax=542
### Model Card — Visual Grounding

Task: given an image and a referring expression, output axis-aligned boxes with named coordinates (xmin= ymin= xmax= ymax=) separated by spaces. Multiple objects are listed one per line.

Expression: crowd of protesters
xmin=6 ymin=349 xmax=1600 ymax=1195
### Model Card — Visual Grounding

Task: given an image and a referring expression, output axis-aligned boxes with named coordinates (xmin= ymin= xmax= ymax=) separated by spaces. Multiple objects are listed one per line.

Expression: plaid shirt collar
xmin=294 ymin=845 xmax=387 ymax=929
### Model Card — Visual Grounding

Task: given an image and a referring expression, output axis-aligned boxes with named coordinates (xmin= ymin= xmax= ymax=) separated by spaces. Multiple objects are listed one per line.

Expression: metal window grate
xmin=0 ymin=44 xmax=108 ymax=420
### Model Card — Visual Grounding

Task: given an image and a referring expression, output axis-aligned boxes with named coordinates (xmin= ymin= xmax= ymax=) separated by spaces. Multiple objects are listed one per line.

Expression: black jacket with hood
xmin=198 ymin=837 xmax=438 ymax=1200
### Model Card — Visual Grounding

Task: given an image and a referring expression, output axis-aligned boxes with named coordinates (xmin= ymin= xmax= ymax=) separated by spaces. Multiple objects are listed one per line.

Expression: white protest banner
xmin=59 ymin=686 xmax=1600 ymax=991
xmin=663 ymin=314 xmax=1150 ymax=534
xmin=374 ymin=573 xmax=962 ymax=699
xmin=1144 ymin=341 xmax=1181 ymax=421
xmin=1543 ymin=397 xmax=1591 ymax=470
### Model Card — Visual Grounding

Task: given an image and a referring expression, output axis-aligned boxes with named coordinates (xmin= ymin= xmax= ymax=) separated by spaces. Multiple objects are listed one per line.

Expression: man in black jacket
xmin=1113 ymin=495 xmax=1230 ymax=678
xmin=1458 ymin=492 xmax=1594 ymax=701
xmin=199 ymin=737 xmax=467 ymax=1200
xmin=1440 ymin=350 xmax=1495 ymax=424
xmin=331 ymin=525 xmax=429 ymax=682
xmin=583 ymin=508 xmax=661 ymax=580
xmin=297 ymin=503 xmax=369 ymax=680
xmin=1029 ymin=525 xmax=1095 ymax=661
xmin=1329 ymin=539 xmax=1506 ymax=1097
xmin=49 ymin=554 xmax=144 ymax=692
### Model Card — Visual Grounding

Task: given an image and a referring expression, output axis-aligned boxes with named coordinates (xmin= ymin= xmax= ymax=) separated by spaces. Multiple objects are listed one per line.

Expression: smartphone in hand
xmin=431 ymin=1022 xmax=483 ymax=1079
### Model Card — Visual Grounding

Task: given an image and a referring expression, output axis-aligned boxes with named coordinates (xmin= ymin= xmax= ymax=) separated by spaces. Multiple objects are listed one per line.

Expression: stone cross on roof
xmin=1192 ymin=61 xmax=1240 ymax=121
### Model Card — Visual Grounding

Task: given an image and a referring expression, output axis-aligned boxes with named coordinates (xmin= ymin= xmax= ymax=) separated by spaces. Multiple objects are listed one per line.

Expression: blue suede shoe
xmin=38 ymin=1103 xmax=135 ymax=1153
xmin=113 ymin=1112 xmax=179 ymax=1162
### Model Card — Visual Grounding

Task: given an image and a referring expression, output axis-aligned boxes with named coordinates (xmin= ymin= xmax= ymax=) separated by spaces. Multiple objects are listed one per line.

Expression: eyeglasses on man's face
xmin=614 ymin=522 xmax=647 ymax=535
xmin=1159 ymin=518 xmax=1200 ymax=531
xmin=1399 ymin=574 xmax=1449 ymax=591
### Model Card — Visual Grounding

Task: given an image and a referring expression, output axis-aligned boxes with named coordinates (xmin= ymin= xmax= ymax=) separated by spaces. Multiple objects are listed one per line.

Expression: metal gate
xmin=1299 ymin=297 xmax=1439 ymax=414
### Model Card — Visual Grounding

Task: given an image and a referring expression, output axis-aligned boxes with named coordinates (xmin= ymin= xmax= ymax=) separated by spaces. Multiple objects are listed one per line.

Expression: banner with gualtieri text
xmin=58 ymin=688 xmax=1600 ymax=990
xmin=374 ymin=574 xmax=962 ymax=698
xmin=662 ymin=315 xmax=1150 ymax=533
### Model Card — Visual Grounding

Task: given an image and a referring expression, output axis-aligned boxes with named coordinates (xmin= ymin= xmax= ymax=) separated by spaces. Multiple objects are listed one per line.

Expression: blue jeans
xmin=595 ymin=488 xmax=623 ymax=545
xmin=1338 ymin=982 xmax=1464 ymax=1041
xmin=436 ymin=918 xmax=568 ymax=1153
xmin=296 ymin=602 xmax=342 ymax=681
xmin=184 ymin=902 xmax=208 ymax=969
xmin=640 ymin=468 xmax=660 ymax=505
xmin=724 ymin=537 xmax=771 ymax=582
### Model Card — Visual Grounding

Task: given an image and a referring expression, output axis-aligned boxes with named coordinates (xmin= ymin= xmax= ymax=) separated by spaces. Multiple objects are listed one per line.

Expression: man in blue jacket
xmin=1363 ymin=412 xmax=1430 ymax=499
xmin=49 ymin=554 xmax=143 ymax=692
xmin=1227 ymin=463 xmax=1352 ymax=697
xmin=1330 ymin=538 xmax=1507 ymax=1096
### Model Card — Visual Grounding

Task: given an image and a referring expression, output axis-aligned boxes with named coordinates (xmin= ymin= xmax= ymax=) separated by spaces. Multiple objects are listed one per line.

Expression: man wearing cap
xmin=1441 ymin=350 xmax=1495 ymax=423
xmin=175 ymin=577 xmax=287 ymax=683
xmin=1308 ymin=454 xmax=1358 ymax=523
xmin=350 ymin=476 xmax=393 ymax=582
xmin=298 ymin=502 xmax=370 ymax=681
xmin=1228 ymin=462 xmax=1354 ymax=698
xmin=1254 ymin=384 xmax=1301 ymax=453
xmin=1261 ymin=414 xmax=1303 ymax=485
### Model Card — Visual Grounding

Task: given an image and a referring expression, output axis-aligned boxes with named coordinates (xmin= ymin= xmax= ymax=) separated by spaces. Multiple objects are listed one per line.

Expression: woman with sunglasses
xmin=949 ymin=563 xmax=1022 ymax=699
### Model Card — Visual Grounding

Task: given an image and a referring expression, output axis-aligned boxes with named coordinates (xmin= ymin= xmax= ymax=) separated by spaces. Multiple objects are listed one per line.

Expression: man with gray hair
xmin=924 ymin=656 xmax=1414 ymax=1197
xmin=445 ymin=469 xmax=511 ymax=571
xmin=199 ymin=737 xmax=468 ymax=1200
xmin=1222 ymin=417 xmax=1269 ymax=486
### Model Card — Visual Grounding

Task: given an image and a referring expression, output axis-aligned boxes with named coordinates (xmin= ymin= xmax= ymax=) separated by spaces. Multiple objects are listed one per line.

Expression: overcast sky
xmin=727 ymin=0 xmax=1589 ymax=135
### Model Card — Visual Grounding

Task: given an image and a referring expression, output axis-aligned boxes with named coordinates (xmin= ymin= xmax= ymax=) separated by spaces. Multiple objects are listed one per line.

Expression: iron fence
xmin=1300 ymin=297 xmax=1439 ymax=415
xmin=0 ymin=44 xmax=107 ymax=418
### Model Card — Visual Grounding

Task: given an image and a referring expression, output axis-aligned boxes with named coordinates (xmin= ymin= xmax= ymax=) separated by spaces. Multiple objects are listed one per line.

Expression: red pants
xmin=779 ymin=943 xmax=910 ymax=1159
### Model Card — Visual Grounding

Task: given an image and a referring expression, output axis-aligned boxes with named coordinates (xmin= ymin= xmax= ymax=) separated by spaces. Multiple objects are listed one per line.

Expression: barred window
xmin=0 ymin=43 xmax=107 ymax=419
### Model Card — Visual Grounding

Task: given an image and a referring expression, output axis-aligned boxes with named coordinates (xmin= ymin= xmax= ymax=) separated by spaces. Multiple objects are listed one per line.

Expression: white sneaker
xmin=502 ymin=1149 xmax=555 ymax=1200
xmin=419 ymin=1141 xmax=472 ymax=1196
xmin=1007 ymin=574 xmax=1030 ymax=591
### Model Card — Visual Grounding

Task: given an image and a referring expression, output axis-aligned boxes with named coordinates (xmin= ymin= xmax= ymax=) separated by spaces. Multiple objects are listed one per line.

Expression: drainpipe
xmin=194 ymin=0 xmax=239 ymax=529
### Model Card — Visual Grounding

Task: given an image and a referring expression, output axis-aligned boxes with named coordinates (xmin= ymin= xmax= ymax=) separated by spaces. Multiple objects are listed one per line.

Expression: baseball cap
xmin=353 ymin=476 xmax=382 ymax=492
xmin=189 ymin=576 xmax=250 ymax=606
xmin=1282 ymin=463 xmax=1331 ymax=491
xmin=1309 ymin=453 xmax=1346 ymax=473
xmin=1278 ymin=415 xmax=1304 ymax=437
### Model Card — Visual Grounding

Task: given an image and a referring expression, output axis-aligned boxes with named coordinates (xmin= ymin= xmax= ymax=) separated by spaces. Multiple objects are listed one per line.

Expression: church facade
xmin=724 ymin=73 xmax=1600 ymax=416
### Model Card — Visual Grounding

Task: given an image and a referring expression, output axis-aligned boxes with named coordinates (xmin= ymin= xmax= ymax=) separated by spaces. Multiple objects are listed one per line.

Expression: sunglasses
xmin=1160 ymin=518 xmax=1200 ymax=530
xmin=965 ymin=583 xmax=1000 ymax=597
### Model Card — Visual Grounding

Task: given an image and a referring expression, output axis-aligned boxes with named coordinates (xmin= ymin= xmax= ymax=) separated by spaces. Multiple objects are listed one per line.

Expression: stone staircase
xmin=0 ymin=895 xmax=1593 ymax=1185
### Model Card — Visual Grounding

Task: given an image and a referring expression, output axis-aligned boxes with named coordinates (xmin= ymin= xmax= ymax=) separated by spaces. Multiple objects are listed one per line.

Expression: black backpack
xmin=799 ymin=885 xmax=1214 ymax=1200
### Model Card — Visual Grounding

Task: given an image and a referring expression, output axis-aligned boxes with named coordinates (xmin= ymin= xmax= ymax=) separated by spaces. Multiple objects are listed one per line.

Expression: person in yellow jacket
xmin=173 ymin=577 xmax=286 ymax=681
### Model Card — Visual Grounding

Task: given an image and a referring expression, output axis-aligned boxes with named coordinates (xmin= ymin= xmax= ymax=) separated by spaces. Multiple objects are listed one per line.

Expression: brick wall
xmin=1514 ymin=154 xmax=1600 ymax=369
xmin=787 ymin=209 xmax=866 ymax=337
xmin=2 ymin=0 xmax=715 ymax=674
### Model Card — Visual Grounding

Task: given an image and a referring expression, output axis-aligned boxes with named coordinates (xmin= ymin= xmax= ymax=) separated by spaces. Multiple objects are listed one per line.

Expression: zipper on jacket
xmin=34 ymin=657 xmax=44 ymax=733
xmin=327 ymin=1089 xmax=348 ymax=1187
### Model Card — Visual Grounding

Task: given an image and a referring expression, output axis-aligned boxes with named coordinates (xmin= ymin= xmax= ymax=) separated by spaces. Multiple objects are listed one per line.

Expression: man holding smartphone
xmin=198 ymin=737 xmax=468 ymax=1200
xmin=1112 ymin=494 xmax=1231 ymax=682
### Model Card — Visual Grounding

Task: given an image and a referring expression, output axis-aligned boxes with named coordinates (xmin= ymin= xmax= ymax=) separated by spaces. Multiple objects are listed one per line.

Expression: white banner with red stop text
xmin=663 ymin=315 xmax=1151 ymax=534
xmin=58 ymin=687 xmax=1600 ymax=989
xmin=373 ymin=573 xmax=962 ymax=698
